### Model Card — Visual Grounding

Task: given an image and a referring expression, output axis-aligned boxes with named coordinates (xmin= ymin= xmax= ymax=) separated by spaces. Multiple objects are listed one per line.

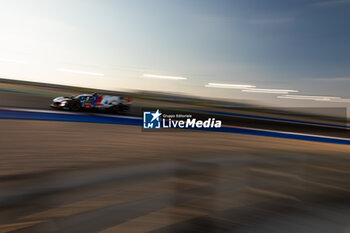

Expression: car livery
xmin=50 ymin=93 xmax=131 ymax=113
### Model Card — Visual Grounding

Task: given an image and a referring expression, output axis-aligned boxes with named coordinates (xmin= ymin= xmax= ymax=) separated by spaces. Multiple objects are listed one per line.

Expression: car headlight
xmin=60 ymin=101 xmax=67 ymax=106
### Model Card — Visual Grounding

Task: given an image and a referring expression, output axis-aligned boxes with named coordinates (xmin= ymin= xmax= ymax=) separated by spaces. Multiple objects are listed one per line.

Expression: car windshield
xmin=74 ymin=95 xmax=92 ymax=100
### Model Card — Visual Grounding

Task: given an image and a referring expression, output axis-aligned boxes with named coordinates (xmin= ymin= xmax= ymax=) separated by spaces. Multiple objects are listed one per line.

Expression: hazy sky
xmin=0 ymin=0 xmax=349 ymax=108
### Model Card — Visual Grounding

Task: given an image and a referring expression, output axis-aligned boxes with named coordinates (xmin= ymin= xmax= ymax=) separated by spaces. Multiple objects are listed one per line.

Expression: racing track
xmin=0 ymin=91 xmax=349 ymax=144
xmin=0 ymin=107 xmax=349 ymax=145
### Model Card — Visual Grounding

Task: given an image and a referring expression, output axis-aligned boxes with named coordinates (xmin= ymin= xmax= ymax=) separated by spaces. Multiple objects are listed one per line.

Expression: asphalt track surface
xmin=0 ymin=91 xmax=349 ymax=141
xmin=1 ymin=90 xmax=350 ymax=233
xmin=0 ymin=107 xmax=350 ymax=145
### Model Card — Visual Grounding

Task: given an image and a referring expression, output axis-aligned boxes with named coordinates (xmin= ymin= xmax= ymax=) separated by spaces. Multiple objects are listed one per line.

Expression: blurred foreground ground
xmin=0 ymin=119 xmax=350 ymax=233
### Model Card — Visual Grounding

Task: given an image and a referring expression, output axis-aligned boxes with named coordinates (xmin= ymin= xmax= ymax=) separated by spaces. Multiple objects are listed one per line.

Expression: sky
xmin=0 ymin=0 xmax=349 ymax=109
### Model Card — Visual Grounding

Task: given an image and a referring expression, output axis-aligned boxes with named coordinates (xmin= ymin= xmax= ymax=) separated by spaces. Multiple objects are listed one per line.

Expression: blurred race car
xmin=50 ymin=93 xmax=131 ymax=113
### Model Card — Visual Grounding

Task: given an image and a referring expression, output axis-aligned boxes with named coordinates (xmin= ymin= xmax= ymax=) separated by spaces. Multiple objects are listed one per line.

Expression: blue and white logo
xmin=143 ymin=109 xmax=162 ymax=129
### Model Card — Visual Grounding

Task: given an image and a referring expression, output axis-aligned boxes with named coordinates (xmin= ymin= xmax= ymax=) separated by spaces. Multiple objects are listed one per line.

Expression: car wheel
xmin=108 ymin=105 xmax=119 ymax=114
xmin=120 ymin=104 xmax=129 ymax=113
xmin=68 ymin=100 xmax=81 ymax=111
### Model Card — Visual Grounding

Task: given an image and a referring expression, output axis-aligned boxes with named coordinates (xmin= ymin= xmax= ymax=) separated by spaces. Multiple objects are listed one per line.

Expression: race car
xmin=50 ymin=93 xmax=131 ymax=113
